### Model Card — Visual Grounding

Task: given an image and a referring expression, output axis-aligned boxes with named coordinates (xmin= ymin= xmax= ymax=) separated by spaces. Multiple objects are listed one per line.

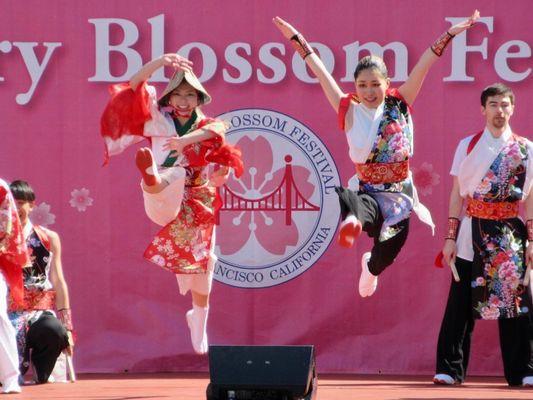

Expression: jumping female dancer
xmin=101 ymin=55 xmax=243 ymax=353
xmin=274 ymin=11 xmax=479 ymax=297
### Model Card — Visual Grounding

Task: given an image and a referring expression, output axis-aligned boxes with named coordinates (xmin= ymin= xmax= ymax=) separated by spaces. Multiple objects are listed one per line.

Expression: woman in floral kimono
xmin=101 ymin=55 xmax=243 ymax=354
xmin=274 ymin=11 xmax=479 ymax=297
xmin=434 ymin=83 xmax=533 ymax=387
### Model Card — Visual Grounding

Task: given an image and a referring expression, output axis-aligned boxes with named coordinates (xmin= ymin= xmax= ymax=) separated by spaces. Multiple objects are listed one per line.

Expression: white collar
xmin=358 ymin=102 xmax=381 ymax=119
xmin=22 ymin=221 xmax=33 ymax=240
xmin=483 ymin=125 xmax=512 ymax=144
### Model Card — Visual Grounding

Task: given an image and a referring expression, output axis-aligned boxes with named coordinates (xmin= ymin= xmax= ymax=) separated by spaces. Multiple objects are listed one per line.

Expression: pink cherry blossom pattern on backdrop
xmin=69 ymin=188 xmax=94 ymax=212
xmin=30 ymin=202 xmax=56 ymax=226
xmin=217 ymin=135 xmax=316 ymax=256
xmin=412 ymin=162 xmax=440 ymax=196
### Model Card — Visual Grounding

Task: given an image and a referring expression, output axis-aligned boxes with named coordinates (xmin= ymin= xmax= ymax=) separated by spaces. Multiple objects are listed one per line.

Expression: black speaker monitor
xmin=207 ymin=345 xmax=316 ymax=400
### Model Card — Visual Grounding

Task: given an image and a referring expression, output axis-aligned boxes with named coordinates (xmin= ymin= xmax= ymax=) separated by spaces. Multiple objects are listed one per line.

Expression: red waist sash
xmin=466 ymin=198 xmax=519 ymax=220
xmin=9 ymin=289 xmax=56 ymax=312
xmin=355 ymin=160 xmax=409 ymax=184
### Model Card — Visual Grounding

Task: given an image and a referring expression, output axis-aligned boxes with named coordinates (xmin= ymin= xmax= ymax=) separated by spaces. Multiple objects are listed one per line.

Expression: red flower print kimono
xmin=101 ymin=82 xmax=243 ymax=274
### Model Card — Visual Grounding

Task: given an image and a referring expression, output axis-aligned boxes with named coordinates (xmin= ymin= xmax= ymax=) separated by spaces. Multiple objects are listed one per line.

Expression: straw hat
xmin=158 ymin=69 xmax=212 ymax=106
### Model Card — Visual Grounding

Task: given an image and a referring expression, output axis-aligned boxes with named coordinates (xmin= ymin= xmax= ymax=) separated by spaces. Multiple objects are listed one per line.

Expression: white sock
xmin=187 ymin=305 xmax=209 ymax=354
xmin=359 ymin=252 xmax=377 ymax=297
xmin=1 ymin=375 xmax=21 ymax=394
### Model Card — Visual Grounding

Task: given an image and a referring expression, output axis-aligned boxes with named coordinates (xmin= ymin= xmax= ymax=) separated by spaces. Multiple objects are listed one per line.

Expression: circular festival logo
xmin=214 ymin=109 xmax=341 ymax=288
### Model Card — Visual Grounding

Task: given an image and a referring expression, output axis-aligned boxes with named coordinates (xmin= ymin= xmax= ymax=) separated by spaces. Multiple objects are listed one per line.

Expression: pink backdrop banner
xmin=1 ymin=0 xmax=532 ymax=375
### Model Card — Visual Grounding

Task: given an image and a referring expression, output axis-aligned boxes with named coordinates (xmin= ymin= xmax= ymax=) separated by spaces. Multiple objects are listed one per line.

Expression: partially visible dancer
xmin=8 ymin=180 xmax=74 ymax=384
xmin=101 ymin=56 xmax=243 ymax=354
xmin=0 ymin=178 xmax=29 ymax=394
xmin=434 ymin=83 xmax=533 ymax=387
xmin=274 ymin=11 xmax=479 ymax=297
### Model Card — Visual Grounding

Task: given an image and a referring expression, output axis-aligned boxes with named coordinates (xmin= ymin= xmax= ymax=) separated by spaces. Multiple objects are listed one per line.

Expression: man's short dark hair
xmin=9 ymin=180 xmax=35 ymax=202
xmin=481 ymin=83 xmax=515 ymax=107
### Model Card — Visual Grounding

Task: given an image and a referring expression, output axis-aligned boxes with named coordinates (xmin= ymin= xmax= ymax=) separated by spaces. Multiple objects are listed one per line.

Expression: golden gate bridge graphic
xmin=216 ymin=155 xmax=320 ymax=226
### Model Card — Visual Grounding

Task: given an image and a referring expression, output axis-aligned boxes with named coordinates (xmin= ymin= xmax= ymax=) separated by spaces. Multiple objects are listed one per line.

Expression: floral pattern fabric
xmin=359 ymin=90 xmax=414 ymax=241
xmin=9 ymin=309 xmax=49 ymax=373
xmin=144 ymin=182 xmax=218 ymax=274
xmin=470 ymin=137 xmax=529 ymax=319
xmin=366 ymin=91 xmax=413 ymax=164
xmin=472 ymin=137 xmax=526 ymax=203
xmin=21 ymin=227 xmax=53 ymax=291
xmin=143 ymin=117 xmax=240 ymax=274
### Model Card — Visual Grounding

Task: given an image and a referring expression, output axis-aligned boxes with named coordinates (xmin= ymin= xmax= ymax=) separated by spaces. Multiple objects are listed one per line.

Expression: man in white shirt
xmin=433 ymin=83 xmax=533 ymax=387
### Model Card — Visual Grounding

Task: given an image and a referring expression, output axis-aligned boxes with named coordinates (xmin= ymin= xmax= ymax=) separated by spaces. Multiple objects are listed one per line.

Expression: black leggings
xmin=435 ymin=257 xmax=533 ymax=386
xmin=23 ymin=312 xmax=69 ymax=383
xmin=336 ymin=186 xmax=409 ymax=275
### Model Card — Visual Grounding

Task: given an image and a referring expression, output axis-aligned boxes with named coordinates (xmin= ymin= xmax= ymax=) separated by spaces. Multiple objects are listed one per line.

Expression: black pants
xmin=23 ymin=312 xmax=69 ymax=383
xmin=435 ymin=257 xmax=533 ymax=386
xmin=336 ymin=186 xmax=409 ymax=275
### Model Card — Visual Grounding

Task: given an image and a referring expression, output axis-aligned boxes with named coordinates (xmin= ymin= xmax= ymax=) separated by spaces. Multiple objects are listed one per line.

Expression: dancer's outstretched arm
xmin=273 ymin=17 xmax=344 ymax=113
xmin=398 ymin=10 xmax=479 ymax=105
xmin=130 ymin=54 xmax=193 ymax=91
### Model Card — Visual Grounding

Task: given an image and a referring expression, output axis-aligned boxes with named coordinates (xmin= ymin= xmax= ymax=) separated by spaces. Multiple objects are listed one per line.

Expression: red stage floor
xmin=7 ymin=373 xmax=533 ymax=399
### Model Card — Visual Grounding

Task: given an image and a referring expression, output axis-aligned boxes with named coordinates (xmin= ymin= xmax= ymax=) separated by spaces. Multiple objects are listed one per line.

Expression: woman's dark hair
xmin=354 ymin=55 xmax=388 ymax=81
xmin=480 ymin=83 xmax=515 ymax=107
xmin=9 ymin=180 xmax=36 ymax=202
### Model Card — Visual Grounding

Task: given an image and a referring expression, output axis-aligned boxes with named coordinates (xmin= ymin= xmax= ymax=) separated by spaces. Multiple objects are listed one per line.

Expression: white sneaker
xmin=523 ymin=376 xmax=533 ymax=387
xmin=1 ymin=376 xmax=22 ymax=394
xmin=433 ymin=373 xmax=455 ymax=385
xmin=358 ymin=252 xmax=377 ymax=297
xmin=186 ymin=307 xmax=208 ymax=355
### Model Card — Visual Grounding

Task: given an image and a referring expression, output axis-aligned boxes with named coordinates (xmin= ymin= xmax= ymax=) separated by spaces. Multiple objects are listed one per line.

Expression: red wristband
xmin=431 ymin=31 xmax=454 ymax=57
xmin=445 ymin=217 xmax=460 ymax=241
xmin=57 ymin=308 xmax=74 ymax=331
xmin=290 ymin=33 xmax=314 ymax=59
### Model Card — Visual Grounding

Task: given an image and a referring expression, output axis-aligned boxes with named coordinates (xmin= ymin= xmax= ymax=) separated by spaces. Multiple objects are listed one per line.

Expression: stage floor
xmin=8 ymin=373 xmax=533 ymax=399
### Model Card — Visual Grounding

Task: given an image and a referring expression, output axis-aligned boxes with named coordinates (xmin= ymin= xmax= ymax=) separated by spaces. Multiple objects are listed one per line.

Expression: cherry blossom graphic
xmin=217 ymin=135 xmax=317 ymax=256
xmin=30 ymin=202 xmax=56 ymax=226
xmin=69 ymin=188 xmax=94 ymax=212
xmin=413 ymin=162 xmax=440 ymax=196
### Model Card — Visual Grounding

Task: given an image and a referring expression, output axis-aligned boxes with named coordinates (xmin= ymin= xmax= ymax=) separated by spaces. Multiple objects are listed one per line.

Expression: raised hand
xmin=161 ymin=53 xmax=193 ymax=73
xmin=163 ymin=137 xmax=187 ymax=154
xmin=448 ymin=10 xmax=480 ymax=36
xmin=272 ymin=16 xmax=298 ymax=39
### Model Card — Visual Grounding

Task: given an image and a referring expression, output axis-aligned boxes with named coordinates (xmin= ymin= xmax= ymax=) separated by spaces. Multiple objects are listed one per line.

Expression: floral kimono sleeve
xmin=196 ymin=118 xmax=244 ymax=178
xmin=0 ymin=185 xmax=28 ymax=306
